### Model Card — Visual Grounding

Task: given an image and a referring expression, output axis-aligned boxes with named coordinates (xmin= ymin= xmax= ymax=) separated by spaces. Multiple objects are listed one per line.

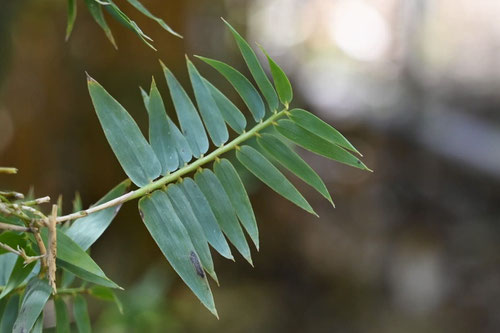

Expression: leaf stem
xmin=52 ymin=109 xmax=288 ymax=224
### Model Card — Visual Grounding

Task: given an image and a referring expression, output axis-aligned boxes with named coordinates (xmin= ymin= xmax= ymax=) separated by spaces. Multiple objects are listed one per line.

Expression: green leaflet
xmin=87 ymin=75 xmax=161 ymax=187
xmin=145 ymin=78 xmax=179 ymax=174
xmin=65 ymin=0 xmax=77 ymax=41
xmin=138 ymin=191 xmax=217 ymax=317
xmin=275 ymin=119 xmax=370 ymax=171
xmin=12 ymin=278 xmax=51 ymax=333
xmin=259 ymin=46 xmax=293 ymax=107
xmin=83 ymin=0 xmax=117 ymax=49
xmin=74 ymin=294 xmax=92 ymax=333
xmin=257 ymin=133 xmax=333 ymax=206
xmin=161 ymin=62 xmax=209 ymax=158
xmin=66 ymin=179 xmax=131 ymax=251
xmin=103 ymin=1 xmax=156 ymax=50
xmin=179 ymin=178 xmax=233 ymax=260
xmin=0 ymin=294 xmax=19 ymax=333
xmin=202 ymin=78 xmax=246 ymax=134
xmin=187 ymin=58 xmax=229 ymax=147
xmin=222 ymin=18 xmax=279 ymax=112
xmin=32 ymin=313 xmax=44 ymax=333
xmin=194 ymin=169 xmax=252 ymax=265
xmin=214 ymin=159 xmax=259 ymax=250
xmin=126 ymin=0 xmax=182 ymax=38
xmin=89 ymin=286 xmax=123 ymax=314
xmin=73 ymin=192 xmax=83 ymax=212
xmin=55 ymin=297 xmax=71 ymax=333
xmin=166 ymin=185 xmax=218 ymax=283
xmin=0 ymin=256 xmax=36 ymax=299
xmin=38 ymin=229 xmax=120 ymax=289
xmin=236 ymin=145 xmax=316 ymax=216
xmin=289 ymin=108 xmax=361 ymax=155
xmin=196 ymin=56 xmax=265 ymax=122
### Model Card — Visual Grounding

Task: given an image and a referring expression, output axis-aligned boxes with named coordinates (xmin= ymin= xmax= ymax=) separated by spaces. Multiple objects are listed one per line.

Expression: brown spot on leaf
xmin=190 ymin=251 xmax=205 ymax=278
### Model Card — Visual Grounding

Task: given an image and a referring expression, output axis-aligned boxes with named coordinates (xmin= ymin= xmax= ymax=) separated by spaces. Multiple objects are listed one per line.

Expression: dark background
xmin=1 ymin=0 xmax=500 ymax=332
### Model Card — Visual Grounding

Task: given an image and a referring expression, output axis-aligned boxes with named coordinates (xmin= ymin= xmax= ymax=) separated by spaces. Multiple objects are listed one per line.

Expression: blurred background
xmin=1 ymin=0 xmax=500 ymax=332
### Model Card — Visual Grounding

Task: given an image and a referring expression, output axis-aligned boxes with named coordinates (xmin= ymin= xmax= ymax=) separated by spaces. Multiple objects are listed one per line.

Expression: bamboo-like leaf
xmin=259 ymin=46 xmax=293 ymax=107
xmin=65 ymin=0 xmax=77 ymax=41
xmin=214 ymin=159 xmax=259 ymax=249
xmin=89 ymin=286 xmax=123 ymax=314
xmin=222 ymin=18 xmax=279 ymax=112
xmin=32 ymin=313 xmax=44 ymax=333
xmin=203 ymin=78 xmax=246 ymax=134
xmin=289 ymin=108 xmax=361 ymax=155
xmin=194 ymin=169 xmax=252 ymax=264
xmin=257 ymin=133 xmax=333 ymax=205
xmin=37 ymin=229 xmax=120 ymax=289
xmin=126 ymin=0 xmax=182 ymax=38
xmin=138 ymin=191 xmax=217 ymax=317
xmin=145 ymin=78 xmax=179 ymax=174
xmin=236 ymin=145 xmax=316 ymax=216
xmin=74 ymin=294 xmax=91 ymax=333
xmin=87 ymin=75 xmax=161 ymax=187
xmin=83 ymin=0 xmax=117 ymax=49
xmin=275 ymin=119 xmax=370 ymax=170
xmin=166 ymin=185 xmax=218 ymax=283
xmin=0 ymin=254 xmax=17 ymax=285
xmin=55 ymin=297 xmax=71 ymax=333
xmin=179 ymin=178 xmax=233 ymax=260
xmin=103 ymin=1 xmax=156 ymax=50
xmin=196 ymin=56 xmax=265 ymax=121
xmin=161 ymin=62 xmax=209 ymax=157
xmin=0 ymin=294 xmax=19 ymax=333
xmin=187 ymin=58 xmax=229 ymax=147
xmin=12 ymin=277 xmax=51 ymax=333
xmin=0 ymin=257 xmax=36 ymax=299
xmin=66 ymin=179 xmax=131 ymax=251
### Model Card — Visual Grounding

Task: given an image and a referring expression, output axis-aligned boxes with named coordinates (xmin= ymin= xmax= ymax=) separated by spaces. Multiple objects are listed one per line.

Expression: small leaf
xmin=126 ymin=0 xmax=182 ymax=38
xmin=168 ymin=118 xmax=193 ymax=165
xmin=166 ymin=185 xmax=218 ymax=283
xmin=145 ymin=78 xmax=180 ymax=174
xmin=72 ymin=192 xmax=83 ymax=212
xmin=12 ymin=277 xmax=51 ymax=333
xmin=194 ymin=169 xmax=252 ymax=264
xmin=259 ymin=46 xmax=293 ymax=107
xmin=0 ymin=257 xmax=36 ymax=299
xmin=36 ymin=229 xmax=120 ymax=289
xmin=257 ymin=133 xmax=333 ymax=205
xmin=275 ymin=119 xmax=370 ymax=170
xmin=0 ymin=294 xmax=19 ymax=333
xmin=55 ymin=297 xmax=71 ymax=333
xmin=187 ymin=57 xmax=228 ymax=147
xmin=65 ymin=0 xmax=77 ymax=41
xmin=289 ymin=108 xmax=361 ymax=155
xmin=222 ymin=18 xmax=279 ymax=112
xmin=87 ymin=74 xmax=161 ymax=187
xmin=179 ymin=178 xmax=233 ymax=260
xmin=103 ymin=1 xmax=156 ymax=50
xmin=196 ymin=56 xmax=265 ymax=121
xmin=73 ymin=295 xmax=92 ymax=333
xmin=161 ymin=62 xmax=209 ymax=158
xmin=236 ymin=145 xmax=316 ymax=216
xmin=214 ymin=159 xmax=259 ymax=249
xmin=138 ymin=191 xmax=217 ymax=317
xmin=89 ymin=286 xmax=123 ymax=314
xmin=203 ymin=78 xmax=246 ymax=134
xmin=66 ymin=179 xmax=131 ymax=251
xmin=84 ymin=0 xmax=117 ymax=48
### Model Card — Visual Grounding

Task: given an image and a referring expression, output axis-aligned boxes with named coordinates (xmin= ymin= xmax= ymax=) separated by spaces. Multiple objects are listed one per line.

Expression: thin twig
xmin=0 ymin=222 xmax=30 ymax=232
xmin=0 ymin=167 xmax=18 ymax=174
xmin=0 ymin=241 xmax=45 ymax=264
xmin=32 ymin=226 xmax=48 ymax=275
xmin=47 ymin=205 xmax=58 ymax=294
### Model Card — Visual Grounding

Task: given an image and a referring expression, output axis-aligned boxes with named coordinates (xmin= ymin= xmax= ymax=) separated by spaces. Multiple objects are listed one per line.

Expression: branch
xmin=0 ymin=241 xmax=46 ymax=264
xmin=0 ymin=222 xmax=30 ymax=232
xmin=0 ymin=167 xmax=18 ymax=174
xmin=51 ymin=109 xmax=287 ymax=224
xmin=47 ymin=205 xmax=58 ymax=293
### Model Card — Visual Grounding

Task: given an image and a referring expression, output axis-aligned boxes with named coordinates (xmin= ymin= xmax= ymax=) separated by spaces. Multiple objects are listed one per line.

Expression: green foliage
xmin=0 ymin=18 xmax=370 ymax=330
xmin=70 ymin=0 xmax=181 ymax=49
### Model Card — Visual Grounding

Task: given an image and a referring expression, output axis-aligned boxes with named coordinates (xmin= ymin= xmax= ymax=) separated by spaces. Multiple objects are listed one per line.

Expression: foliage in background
xmin=0 ymin=19 xmax=369 ymax=331
xmin=65 ymin=0 xmax=181 ymax=49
